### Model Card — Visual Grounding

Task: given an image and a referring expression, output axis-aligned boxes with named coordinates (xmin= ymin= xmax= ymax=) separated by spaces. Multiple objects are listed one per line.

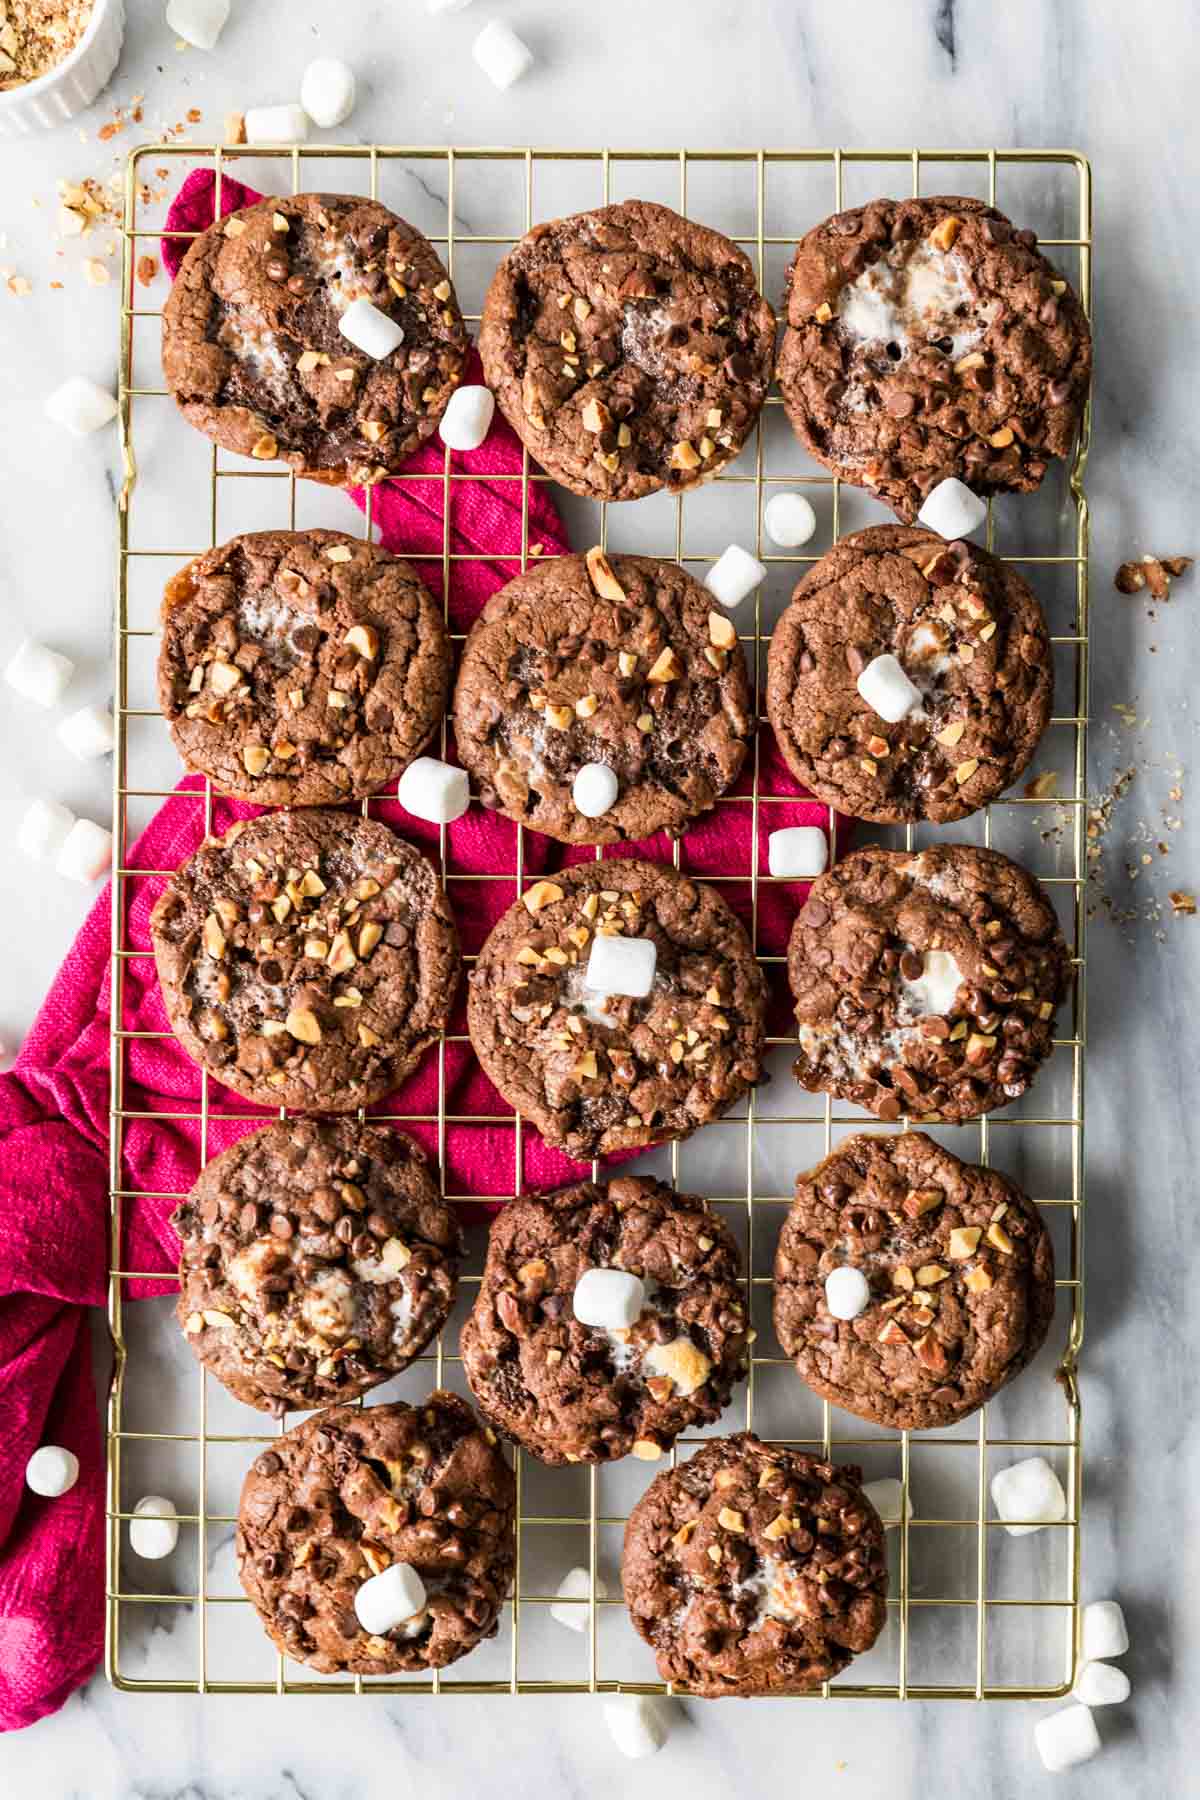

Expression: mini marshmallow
xmin=824 ymin=1265 xmax=870 ymax=1320
xmin=917 ymin=476 xmax=988 ymax=541
xmin=990 ymin=1456 xmax=1067 ymax=1537
xmin=572 ymin=762 xmax=619 ymax=819
xmin=1081 ymin=1599 xmax=1129 ymax=1661
xmin=354 ymin=1561 xmax=427 ymax=1636
xmin=58 ymin=704 xmax=115 ymax=762
xmin=244 ymin=104 xmax=310 ymax=145
xmin=603 ymin=1694 xmax=672 ymax=1760
xmin=165 ymin=0 xmax=230 ymax=50
xmin=300 ymin=58 xmax=357 ymax=129
xmin=45 ymin=376 xmax=118 ymax=437
xmin=472 ymin=19 xmax=534 ymax=90
xmin=397 ymin=756 xmax=470 ymax=824
xmin=19 ymin=798 xmax=75 ymax=864
xmin=764 ymin=490 xmax=817 ymax=548
xmin=705 ymin=544 xmax=767 ymax=611
xmin=550 ymin=1565 xmax=609 ymax=1632
xmin=1034 ymin=1704 xmax=1101 ymax=1774
xmin=856 ymin=652 xmax=923 ymax=724
xmin=573 ymin=1268 xmax=645 ymax=1330
xmin=130 ymin=1494 xmax=179 ymax=1560
xmin=1073 ymin=1661 xmax=1131 ymax=1707
xmin=863 ymin=1476 xmax=909 ymax=1528
xmin=25 ymin=1445 xmax=80 ymax=1498
xmin=585 ymin=932 xmax=656 ymax=998
xmin=338 ymin=295 xmax=405 ymax=361
xmin=439 ymin=384 xmax=495 ymax=451
xmin=6 ymin=639 xmax=75 ymax=709
xmin=56 ymin=818 xmax=113 ymax=884
xmin=768 ymin=825 xmax=828 ymax=880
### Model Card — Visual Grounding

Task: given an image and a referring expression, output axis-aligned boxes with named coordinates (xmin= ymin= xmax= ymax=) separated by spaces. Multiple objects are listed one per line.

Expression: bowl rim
xmin=0 ymin=0 xmax=120 ymax=111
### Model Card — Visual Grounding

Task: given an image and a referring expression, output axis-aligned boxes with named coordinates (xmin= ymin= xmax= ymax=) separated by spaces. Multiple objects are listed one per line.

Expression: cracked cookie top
xmin=787 ymin=844 xmax=1071 ymax=1125
xmin=467 ymin=859 xmax=767 ymax=1160
xmin=479 ymin=200 xmax=776 ymax=501
xmin=236 ymin=1395 xmax=515 ymax=1675
xmin=774 ymin=1131 xmax=1055 ymax=1431
xmin=460 ymin=1175 xmax=749 ymax=1465
xmin=623 ymin=1434 xmax=887 ymax=1696
xmin=151 ymin=809 xmax=459 ymax=1113
xmin=777 ymin=196 xmax=1091 ymax=521
xmin=159 ymin=529 xmax=451 ymax=806
xmin=453 ymin=549 xmax=752 ymax=844
xmin=174 ymin=1119 xmax=461 ymax=1414
xmin=765 ymin=524 xmax=1053 ymax=824
xmin=163 ymin=192 xmax=467 ymax=485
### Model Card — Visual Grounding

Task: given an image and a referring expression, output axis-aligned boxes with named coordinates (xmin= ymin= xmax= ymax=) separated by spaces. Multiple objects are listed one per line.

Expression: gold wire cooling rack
xmin=105 ymin=144 xmax=1092 ymax=1700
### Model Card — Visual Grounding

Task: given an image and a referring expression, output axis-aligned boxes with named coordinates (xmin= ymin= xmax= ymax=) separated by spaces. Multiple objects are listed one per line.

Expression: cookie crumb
xmin=1115 ymin=554 xmax=1193 ymax=600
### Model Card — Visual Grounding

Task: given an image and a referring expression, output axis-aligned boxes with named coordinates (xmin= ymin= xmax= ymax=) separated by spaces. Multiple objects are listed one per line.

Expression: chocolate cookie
xmin=163 ymin=192 xmax=467 ymax=485
xmin=453 ymin=549 xmax=752 ymax=844
xmin=173 ymin=1119 xmax=461 ymax=1414
xmin=777 ymin=196 xmax=1092 ymax=521
xmin=774 ymin=1132 xmax=1055 ymax=1431
xmin=236 ymin=1394 xmax=515 ymax=1674
xmin=459 ymin=1175 xmax=748 ymax=1466
xmin=467 ymin=860 xmax=766 ymax=1159
xmin=479 ymin=200 xmax=776 ymax=501
xmin=622 ymin=1434 xmax=887 ymax=1697
xmin=150 ymin=810 xmax=459 ymax=1112
xmin=765 ymin=525 xmax=1052 ymax=823
xmin=158 ymin=529 xmax=451 ymax=806
xmin=788 ymin=844 xmax=1071 ymax=1124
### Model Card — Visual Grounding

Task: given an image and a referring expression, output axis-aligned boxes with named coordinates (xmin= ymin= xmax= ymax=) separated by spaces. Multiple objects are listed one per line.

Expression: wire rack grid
xmin=105 ymin=142 xmax=1092 ymax=1700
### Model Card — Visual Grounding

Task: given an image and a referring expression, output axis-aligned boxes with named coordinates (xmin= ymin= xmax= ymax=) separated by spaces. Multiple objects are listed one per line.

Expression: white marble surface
xmin=1 ymin=0 xmax=1198 ymax=1793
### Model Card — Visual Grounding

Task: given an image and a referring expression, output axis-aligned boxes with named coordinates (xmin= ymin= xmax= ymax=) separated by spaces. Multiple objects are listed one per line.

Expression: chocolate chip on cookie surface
xmin=479 ymin=200 xmax=776 ymax=501
xmin=174 ymin=1119 xmax=461 ymax=1414
xmin=774 ymin=1131 xmax=1055 ymax=1431
xmin=460 ymin=1175 xmax=749 ymax=1466
xmin=236 ymin=1394 xmax=515 ymax=1674
xmin=159 ymin=529 xmax=451 ymax=806
xmin=151 ymin=809 xmax=459 ymax=1113
xmin=622 ymin=1434 xmax=887 ymax=1696
xmin=787 ymin=844 xmax=1071 ymax=1124
xmin=467 ymin=859 xmax=767 ymax=1159
xmin=777 ymin=196 xmax=1091 ymax=521
xmin=163 ymin=193 xmax=467 ymax=485
xmin=765 ymin=524 xmax=1053 ymax=823
xmin=453 ymin=549 xmax=752 ymax=844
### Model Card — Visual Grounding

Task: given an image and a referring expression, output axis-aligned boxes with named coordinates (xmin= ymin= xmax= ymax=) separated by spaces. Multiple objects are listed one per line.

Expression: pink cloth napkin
xmin=0 ymin=165 xmax=843 ymax=1733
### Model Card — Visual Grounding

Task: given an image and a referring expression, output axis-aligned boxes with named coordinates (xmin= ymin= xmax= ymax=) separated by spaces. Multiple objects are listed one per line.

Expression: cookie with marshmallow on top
xmin=461 ymin=1175 xmax=749 ymax=1465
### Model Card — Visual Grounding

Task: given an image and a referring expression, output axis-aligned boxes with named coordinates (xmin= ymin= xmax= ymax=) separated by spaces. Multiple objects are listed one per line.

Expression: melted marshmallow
xmin=900 ymin=949 xmax=964 ymax=1017
xmin=837 ymin=244 xmax=997 ymax=362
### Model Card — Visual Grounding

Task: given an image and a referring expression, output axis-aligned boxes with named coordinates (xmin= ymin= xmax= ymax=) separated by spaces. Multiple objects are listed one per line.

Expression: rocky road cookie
xmin=765 ymin=525 xmax=1052 ymax=823
xmin=623 ymin=1434 xmax=887 ymax=1696
xmin=159 ymin=529 xmax=451 ymax=806
xmin=774 ymin=1132 xmax=1055 ymax=1431
xmin=778 ymin=196 xmax=1092 ymax=521
xmin=460 ymin=1175 xmax=748 ymax=1466
xmin=468 ymin=860 xmax=766 ymax=1159
xmin=163 ymin=192 xmax=467 ymax=485
xmin=237 ymin=1394 xmax=515 ymax=1674
xmin=453 ymin=548 xmax=752 ymax=844
xmin=479 ymin=200 xmax=776 ymax=501
xmin=173 ymin=1119 xmax=461 ymax=1414
xmin=151 ymin=810 xmax=459 ymax=1112
xmin=788 ymin=844 xmax=1071 ymax=1124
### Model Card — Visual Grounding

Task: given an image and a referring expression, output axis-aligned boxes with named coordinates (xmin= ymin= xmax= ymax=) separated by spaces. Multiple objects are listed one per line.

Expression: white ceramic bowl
xmin=0 ymin=0 xmax=125 ymax=137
